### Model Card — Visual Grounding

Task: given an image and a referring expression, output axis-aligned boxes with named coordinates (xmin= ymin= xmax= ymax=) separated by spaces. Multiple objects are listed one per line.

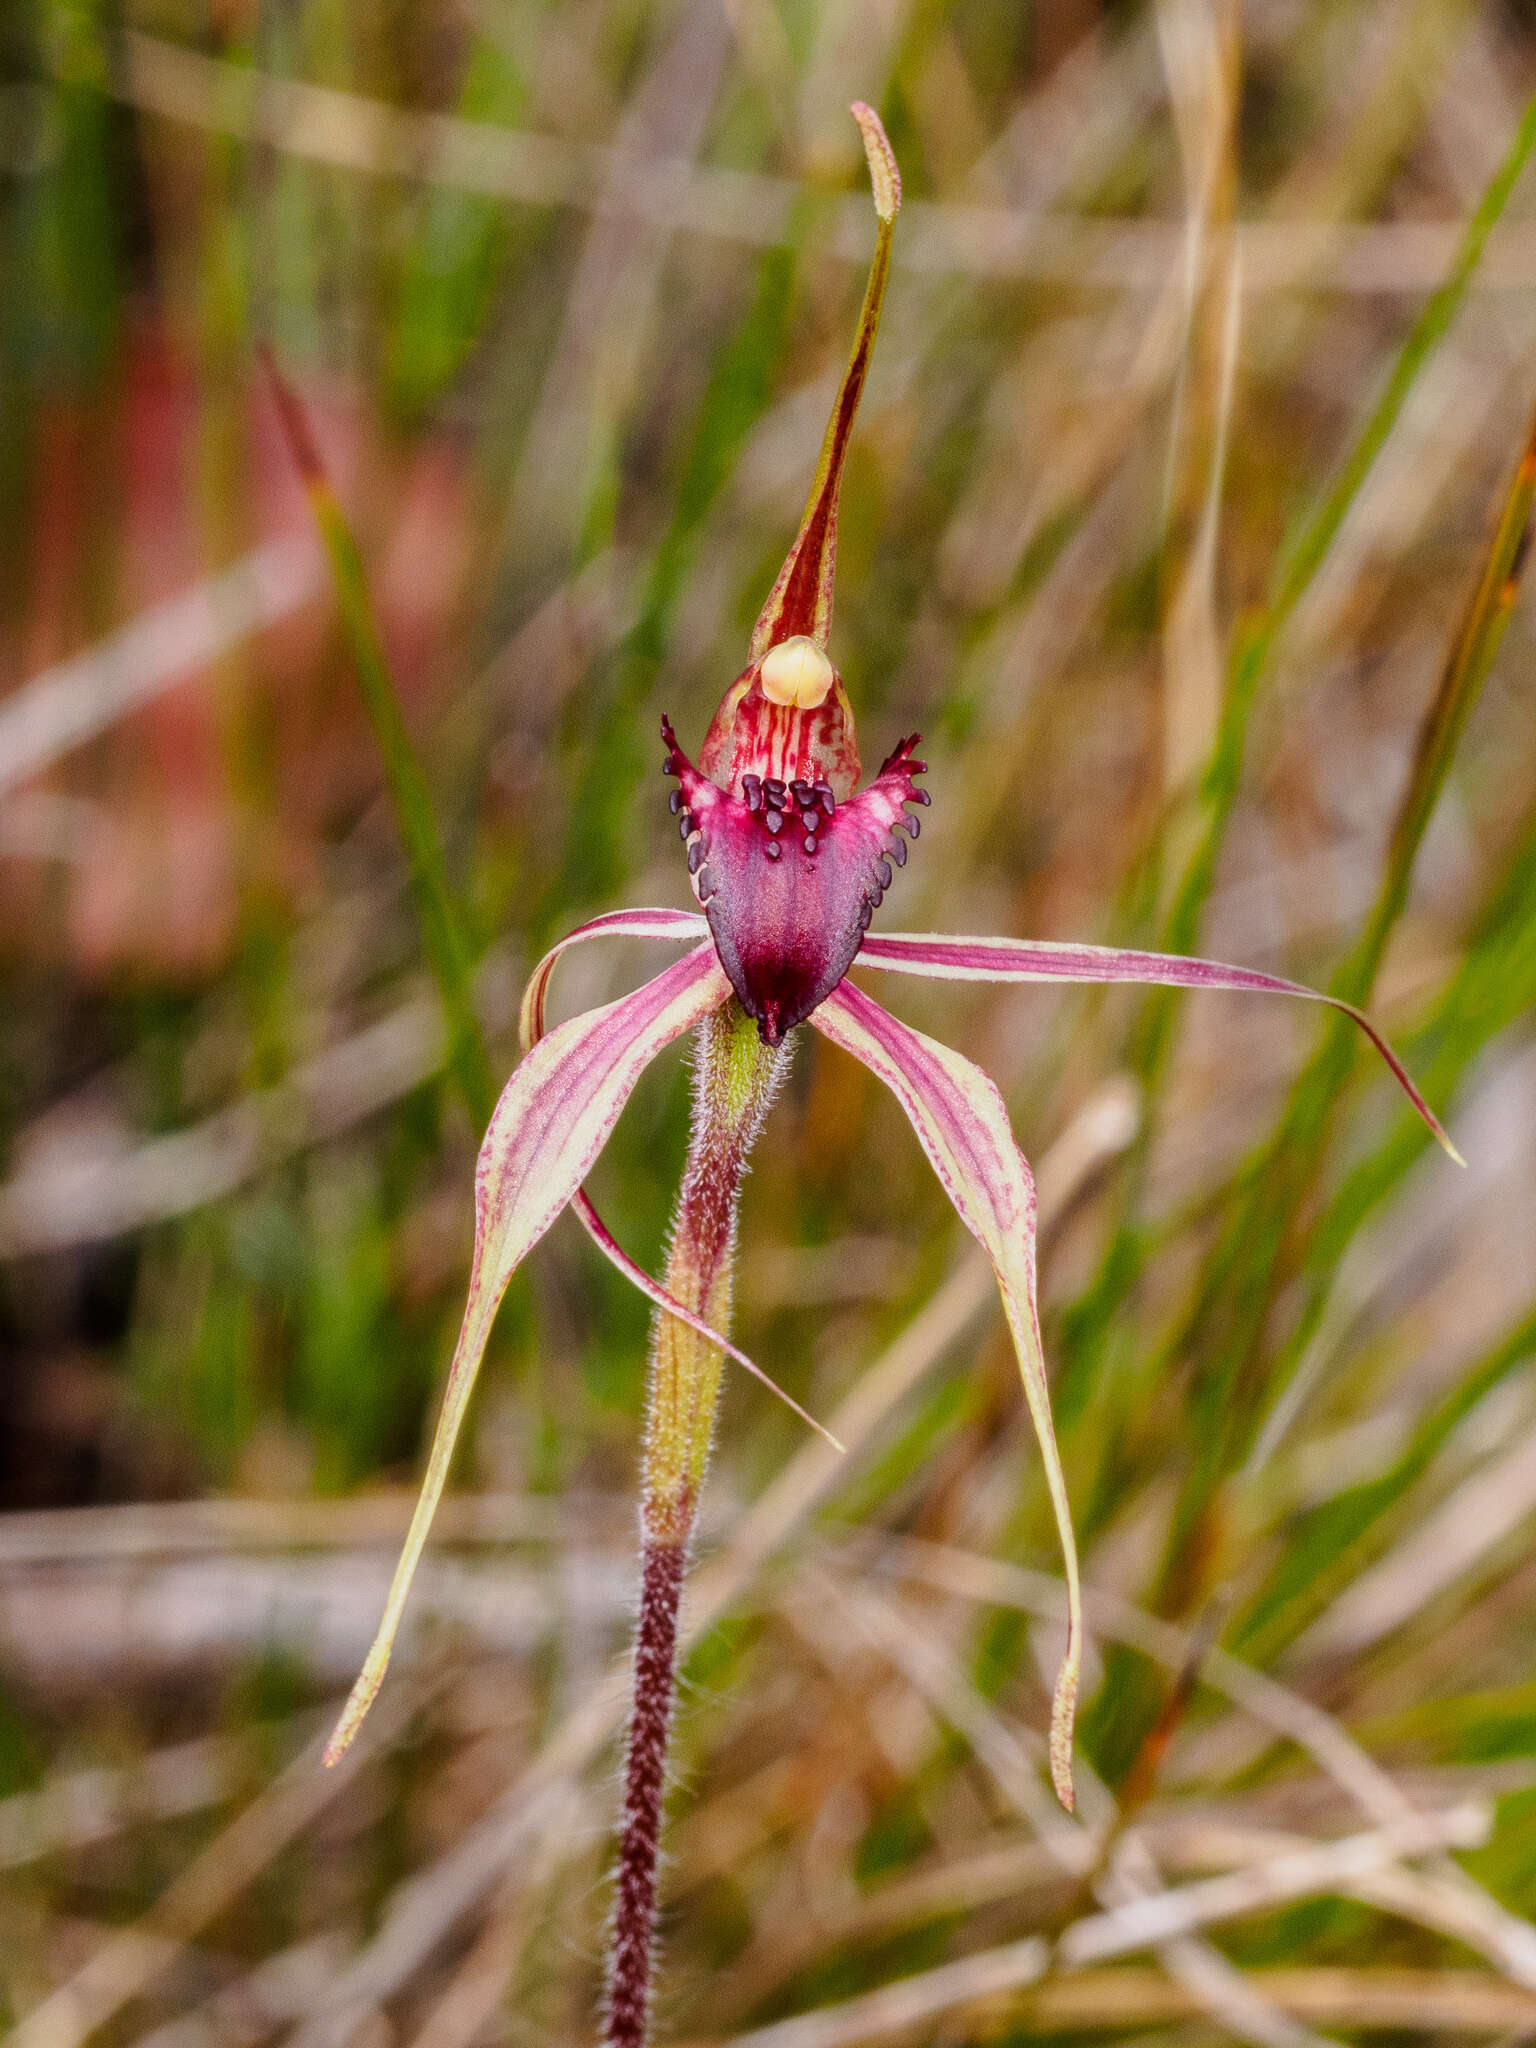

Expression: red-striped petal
xmin=519 ymin=906 xmax=708 ymax=1051
xmin=324 ymin=945 xmax=729 ymax=1765
xmin=809 ymin=976 xmax=1083 ymax=1810
xmin=856 ymin=930 xmax=1461 ymax=1163
xmin=516 ymin=906 xmax=832 ymax=1441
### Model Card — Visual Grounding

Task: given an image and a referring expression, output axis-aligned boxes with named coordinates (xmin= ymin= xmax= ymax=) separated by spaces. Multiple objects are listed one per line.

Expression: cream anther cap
xmin=758 ymin=635 xmax=835 ymax=710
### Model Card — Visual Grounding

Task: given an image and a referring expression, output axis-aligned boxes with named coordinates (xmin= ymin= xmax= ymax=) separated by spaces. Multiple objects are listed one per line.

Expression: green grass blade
xmin=263 ymin=352 xmax=498 ymax=1130
xmin=1085 ymin=328 xmax=1536 ymax=1785
xmin=1237 ymin=1304 xmax=1536 ymax=1661
xmin=1225 ymin=800 xmax=1536 ymax=1655
xmin=1209 ymin=389 xmax=1536 ymax=1428
xmin=1345 ymin=401 xmax=1536 ymax=1000
xmin=1164 ymin=82 xmax=1536 ymax=969
xmin=1059 ymin=89 xmax=1536 ymax=1436
xmin=1141 ymin=386 xmax=1536 ymax=1586
xmin=543 ymin=230 xmax=800 ymax=923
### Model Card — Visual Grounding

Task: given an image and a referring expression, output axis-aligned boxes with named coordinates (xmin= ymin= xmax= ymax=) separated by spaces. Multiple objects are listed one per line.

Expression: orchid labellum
xmin=324 ymin=102 xmax=1458 ymax=2047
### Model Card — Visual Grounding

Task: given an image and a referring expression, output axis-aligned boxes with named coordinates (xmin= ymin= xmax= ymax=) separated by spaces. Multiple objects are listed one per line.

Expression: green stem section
xmin=642 ymin=1003 xmax=786 ymax=1541
xmin=606 ymin=1002 xmax=785 ymax=2048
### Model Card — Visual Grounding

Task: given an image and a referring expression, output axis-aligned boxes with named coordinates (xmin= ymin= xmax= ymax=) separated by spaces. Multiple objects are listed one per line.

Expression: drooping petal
xmin=517 ymin=910 xmax=835 ymax=1443
xmin=748 ymin=102 xmax=901 ymax=661
xmin=856 ymin=930 xmax=1462 ymax=1163
xmin=566 ymin=1191 xmax=842 ymax=1452
xmin=665 ymin=718 xmax=928 ymax=1045
xmin=809 ymin=977 xmax=1083 ymax=1810
xmin=324 ymin=946 xmax=729 ymax=1765
xmin=519 ymin=906 xmax=707 ymax=1051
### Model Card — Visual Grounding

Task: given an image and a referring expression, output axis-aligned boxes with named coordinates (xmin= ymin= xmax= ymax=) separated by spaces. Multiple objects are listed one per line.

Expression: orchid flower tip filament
xmin=1050 ymin=1670 xmax=1080 ymax=1813
xmin=849 ymin=101 xmax=901 ymax=222
xmin=321 ymin=1674 xmax=377 ymax=1768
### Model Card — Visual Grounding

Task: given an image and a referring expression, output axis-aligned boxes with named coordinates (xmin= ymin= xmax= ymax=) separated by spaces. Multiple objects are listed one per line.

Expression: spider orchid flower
xmin=325 ymin=104 xmax=1458 ymax=1828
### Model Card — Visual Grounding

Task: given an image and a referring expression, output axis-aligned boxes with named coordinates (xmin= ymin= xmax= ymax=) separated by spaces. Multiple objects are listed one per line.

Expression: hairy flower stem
xmin=605 ymin=1002 xmax=786 ymax=2048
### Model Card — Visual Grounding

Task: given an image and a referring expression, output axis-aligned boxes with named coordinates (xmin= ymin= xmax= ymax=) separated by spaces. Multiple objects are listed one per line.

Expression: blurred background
xmin=4 ymin=0 xmax=1536 ymax=2040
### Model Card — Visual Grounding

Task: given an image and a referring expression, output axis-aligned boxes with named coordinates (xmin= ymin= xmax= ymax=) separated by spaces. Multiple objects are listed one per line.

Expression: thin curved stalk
xmin=606 ymin=1001 xmax=788 ymax=2047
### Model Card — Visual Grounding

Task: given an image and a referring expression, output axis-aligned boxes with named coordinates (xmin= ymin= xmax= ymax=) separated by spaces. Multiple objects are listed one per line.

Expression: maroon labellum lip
xmin=663 ymin=716 xmax=928 ymax=1043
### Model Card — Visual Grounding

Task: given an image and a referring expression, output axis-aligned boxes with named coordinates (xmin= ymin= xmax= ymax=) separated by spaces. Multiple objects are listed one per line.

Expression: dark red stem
xmin=605 ymin=1539 xmax=687 ymax=2048
xmin=602 ymin=1004 xmax=784 ymax=2044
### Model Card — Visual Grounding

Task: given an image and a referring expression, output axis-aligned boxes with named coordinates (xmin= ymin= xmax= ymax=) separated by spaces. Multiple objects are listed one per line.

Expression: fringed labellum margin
xmin=664 ymin=715 xmax=928 ymax=1045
